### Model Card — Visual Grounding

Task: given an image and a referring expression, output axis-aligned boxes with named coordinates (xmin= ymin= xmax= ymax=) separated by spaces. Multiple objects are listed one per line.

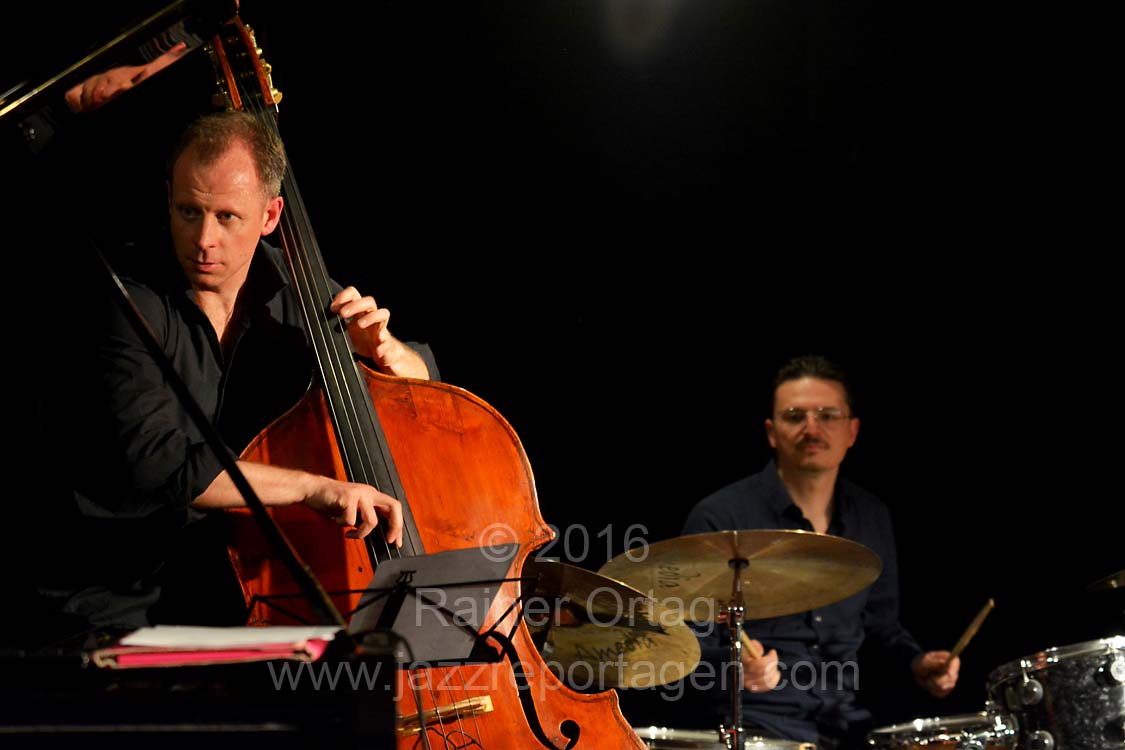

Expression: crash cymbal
xmin=522 ymin=558 xmax=652 ymax=619
xmin=1088 ymin=569 xmax=1124 ymax=593
xmin=530 ymin=599 xmax=702 ymax=689
xmin=598 ymin=529 xmax=882 ymax=621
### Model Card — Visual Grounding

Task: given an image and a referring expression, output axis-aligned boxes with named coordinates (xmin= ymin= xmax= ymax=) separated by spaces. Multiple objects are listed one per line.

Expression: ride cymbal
xmin=598 ymin=529 xmax=882 ymax=621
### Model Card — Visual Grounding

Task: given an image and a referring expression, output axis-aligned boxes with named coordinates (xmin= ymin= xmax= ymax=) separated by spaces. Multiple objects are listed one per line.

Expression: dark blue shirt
xmin=681 ymin=460 xmax=922 ymax=745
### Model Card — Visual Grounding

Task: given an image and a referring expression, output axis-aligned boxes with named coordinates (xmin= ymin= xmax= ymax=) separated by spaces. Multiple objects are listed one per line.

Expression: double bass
xmin=208 ymin=17 xmax=645 ymax=750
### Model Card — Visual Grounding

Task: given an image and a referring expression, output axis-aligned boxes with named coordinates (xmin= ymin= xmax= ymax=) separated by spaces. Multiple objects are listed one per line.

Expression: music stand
xmin=348 ymin=544 xmax=520 ymax=665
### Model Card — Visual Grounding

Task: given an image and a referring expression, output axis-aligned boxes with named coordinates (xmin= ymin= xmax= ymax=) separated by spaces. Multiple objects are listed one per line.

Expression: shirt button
xmin=810 ymin=643 xmax=820 ymax=652
xmin=814 ymin=615 xmax=823 ymax=623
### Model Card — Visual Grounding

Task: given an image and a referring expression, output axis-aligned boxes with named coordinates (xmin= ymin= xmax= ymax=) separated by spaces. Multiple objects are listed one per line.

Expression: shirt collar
xmin=763 ymin=458 xmax=853 ymax=528
xmin=244 ymin=240 xmax=290 ymax=306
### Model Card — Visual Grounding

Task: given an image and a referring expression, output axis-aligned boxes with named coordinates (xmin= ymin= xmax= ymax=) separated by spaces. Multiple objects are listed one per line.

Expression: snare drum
xmin=987 ymin=636 xmax=1125 ymax=750
xmin=866 ymin=712 xmax=1017 ymax=750
xmin=632 ymin=726 xmax=815 ymax=749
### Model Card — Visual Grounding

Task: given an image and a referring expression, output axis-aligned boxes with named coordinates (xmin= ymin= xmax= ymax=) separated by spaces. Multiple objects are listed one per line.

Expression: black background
xmin=6 ymin=0 xmax=1121 ymax=732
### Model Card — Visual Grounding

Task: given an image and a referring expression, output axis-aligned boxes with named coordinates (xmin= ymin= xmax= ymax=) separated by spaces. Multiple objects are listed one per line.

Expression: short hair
xmin=168 ymin=111 xmax=287 ymax=198
xmin=772 ymin=354 xmax=856 ymax=415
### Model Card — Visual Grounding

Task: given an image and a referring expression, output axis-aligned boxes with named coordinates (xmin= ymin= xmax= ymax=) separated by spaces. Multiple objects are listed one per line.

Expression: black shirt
xmin=40 ymin=241 xmax=436 ymax=632
xmin=681 ymin=460 xmax=922 ymax=745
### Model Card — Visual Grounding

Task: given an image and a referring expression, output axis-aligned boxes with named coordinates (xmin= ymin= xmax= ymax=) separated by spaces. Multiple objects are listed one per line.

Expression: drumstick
xmin=950 ymin=598 xmax=994 ymax=658
xmin=739 ymin=632 xmax=765 ymax=659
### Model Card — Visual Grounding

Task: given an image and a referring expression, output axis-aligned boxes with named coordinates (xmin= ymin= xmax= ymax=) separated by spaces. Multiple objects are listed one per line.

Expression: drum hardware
xmin=1018 ymin=679 xmax=1043 ymax=706
xmin=1099 ymin=655 xmax=1125 ymax=686
xmin=721 ymin=555 xmax=751 ymax=750
xmin=632 ymin=724 xmax=816 ymax=749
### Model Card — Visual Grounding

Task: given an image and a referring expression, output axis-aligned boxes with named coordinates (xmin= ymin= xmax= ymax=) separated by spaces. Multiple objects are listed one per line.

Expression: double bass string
xmin=227 ymin=45 xmax=507 ymax=741
xmin=267 ymin=132 xmax=487 ymax=747
xmin=234 ymin=92 xmax=469 ymax=743
xmin=239 ymin=94 xmax=404 ymax=564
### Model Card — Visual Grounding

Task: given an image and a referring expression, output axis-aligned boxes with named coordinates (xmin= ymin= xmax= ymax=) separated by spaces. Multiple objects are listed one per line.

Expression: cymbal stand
xmin=722 ymin=556 xmax=750 ymax=750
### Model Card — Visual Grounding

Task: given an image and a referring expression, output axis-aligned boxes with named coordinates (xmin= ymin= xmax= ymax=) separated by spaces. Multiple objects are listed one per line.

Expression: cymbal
xmin=522 ymin=559 xmax=700 ymax=688
xmin=529 ymin=599 xmax=702 ymax=689
xmin=1088 ymin=569 xmax=1124 ymax=593
xmin=598 ymin=530 xmax=882 ymax=621
xmin=522 ymin=558 xmax=652 ymax=619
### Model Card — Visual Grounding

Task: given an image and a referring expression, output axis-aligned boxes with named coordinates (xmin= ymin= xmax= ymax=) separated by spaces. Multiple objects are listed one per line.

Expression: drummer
xmin=680 ymin=354 xmax=959 ymax=749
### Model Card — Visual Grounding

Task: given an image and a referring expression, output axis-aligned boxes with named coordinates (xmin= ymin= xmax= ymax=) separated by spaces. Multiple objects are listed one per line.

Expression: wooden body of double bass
xmin=226 ymin=365 xmax=645 ymax=750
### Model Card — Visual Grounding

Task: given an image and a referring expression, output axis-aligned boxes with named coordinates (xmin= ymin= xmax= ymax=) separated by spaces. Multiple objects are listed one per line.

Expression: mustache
xmin=798 ymin=437 xmax=828 ymax=449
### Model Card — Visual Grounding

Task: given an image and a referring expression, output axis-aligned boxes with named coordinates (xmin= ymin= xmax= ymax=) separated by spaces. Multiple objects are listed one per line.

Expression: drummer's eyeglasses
xmin=777 ymin=407 xmax=852 ymax=427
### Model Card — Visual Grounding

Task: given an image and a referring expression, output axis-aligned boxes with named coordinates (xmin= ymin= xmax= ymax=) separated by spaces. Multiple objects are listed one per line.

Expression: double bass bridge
xmin=397 ymin=694 xmax=494 ymax=737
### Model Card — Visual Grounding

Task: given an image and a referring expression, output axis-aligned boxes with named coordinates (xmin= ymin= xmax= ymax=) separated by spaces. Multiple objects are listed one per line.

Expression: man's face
xmin=169 ymin=141 xmax=282 ymax=296
xmin=766 ymin=377 xmax=859 ymax=475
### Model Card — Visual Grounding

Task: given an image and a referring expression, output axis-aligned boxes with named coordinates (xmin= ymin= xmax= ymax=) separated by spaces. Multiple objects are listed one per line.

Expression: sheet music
xmin=119 ymin=624 xmax=342 ymax=649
